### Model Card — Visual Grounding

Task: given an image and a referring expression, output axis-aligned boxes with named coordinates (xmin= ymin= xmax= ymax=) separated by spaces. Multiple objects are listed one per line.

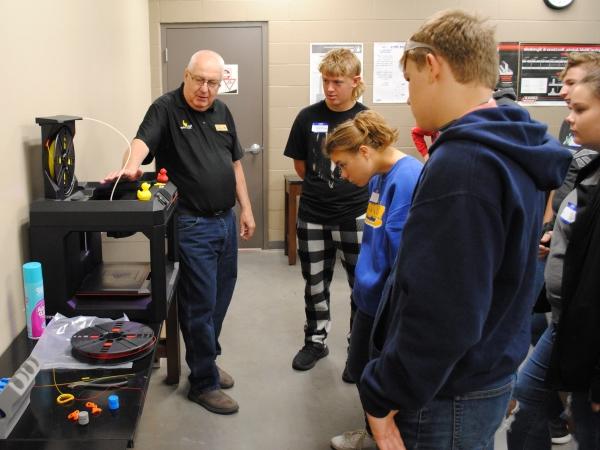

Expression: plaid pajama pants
xmin=297 ymin=218 xmax=363 ymax=346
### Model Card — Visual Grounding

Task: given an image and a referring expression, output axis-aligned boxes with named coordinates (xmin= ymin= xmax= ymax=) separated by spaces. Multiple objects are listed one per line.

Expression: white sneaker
xmin=330 ymin=429 xmax=377 ymax=450
xmin=549 ymin=418 xmax=572 ymax=445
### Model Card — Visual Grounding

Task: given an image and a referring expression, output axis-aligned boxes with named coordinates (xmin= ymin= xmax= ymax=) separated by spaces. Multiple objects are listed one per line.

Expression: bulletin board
xmin=515 ymin=43 xmax=600 ymax=106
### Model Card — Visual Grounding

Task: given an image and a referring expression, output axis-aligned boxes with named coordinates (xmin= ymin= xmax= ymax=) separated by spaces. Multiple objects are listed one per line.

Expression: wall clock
xmin=543 ymin=0 xmax=574 ymax=10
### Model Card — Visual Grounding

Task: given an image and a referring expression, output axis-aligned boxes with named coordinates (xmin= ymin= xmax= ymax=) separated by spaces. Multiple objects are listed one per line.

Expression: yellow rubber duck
xmin=137 ymin=182 xmax=152 ymax=201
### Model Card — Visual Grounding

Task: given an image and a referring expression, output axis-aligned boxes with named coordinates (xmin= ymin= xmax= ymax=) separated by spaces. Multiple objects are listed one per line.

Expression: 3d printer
xmin=29 ymin=115 xmax=179 ymax=322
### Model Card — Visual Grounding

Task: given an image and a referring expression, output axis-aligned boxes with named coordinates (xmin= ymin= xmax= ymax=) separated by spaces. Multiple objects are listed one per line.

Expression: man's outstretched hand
xmin=102 ymin=167 xmax=143 ymax=184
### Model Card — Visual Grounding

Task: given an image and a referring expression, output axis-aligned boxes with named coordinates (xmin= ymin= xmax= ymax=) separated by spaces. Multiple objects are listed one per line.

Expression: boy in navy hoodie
xmin=358 ymin=10 xmax=572 ymax=450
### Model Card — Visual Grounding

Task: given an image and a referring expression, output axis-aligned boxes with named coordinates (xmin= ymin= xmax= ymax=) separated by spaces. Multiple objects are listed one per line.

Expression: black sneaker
xmin=292 ymin=343 xmax=329 ymax=370
xmin=342 ymin=362 xmax=354 ymax=383
xmin=549 ymin=417 xmax=571 ymax=445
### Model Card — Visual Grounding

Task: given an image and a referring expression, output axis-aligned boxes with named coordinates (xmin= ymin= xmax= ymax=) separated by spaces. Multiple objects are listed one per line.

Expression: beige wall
xmin=0 ymin=0 xmax=152 ymax=353
xmin=152 ymin=0 xmax=600 ymax=246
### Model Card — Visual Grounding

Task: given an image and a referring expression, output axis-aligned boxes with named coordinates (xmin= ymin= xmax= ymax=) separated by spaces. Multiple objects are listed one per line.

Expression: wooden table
xmin=284 ymin=174 xmax=302 ymax=265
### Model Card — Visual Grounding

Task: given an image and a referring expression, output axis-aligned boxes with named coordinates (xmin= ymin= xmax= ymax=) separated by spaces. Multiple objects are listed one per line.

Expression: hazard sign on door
xmin=219 ymin=64 xmax=238 ymax=95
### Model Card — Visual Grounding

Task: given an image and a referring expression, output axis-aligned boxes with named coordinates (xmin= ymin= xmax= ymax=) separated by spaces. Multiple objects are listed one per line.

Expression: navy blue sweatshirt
xmin=359 ymin=105 xmax=572 ymax=416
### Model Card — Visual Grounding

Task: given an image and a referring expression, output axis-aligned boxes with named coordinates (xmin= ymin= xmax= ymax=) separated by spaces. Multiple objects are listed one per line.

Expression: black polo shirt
xmin=136 ymin=84 xmax=244 ymax=215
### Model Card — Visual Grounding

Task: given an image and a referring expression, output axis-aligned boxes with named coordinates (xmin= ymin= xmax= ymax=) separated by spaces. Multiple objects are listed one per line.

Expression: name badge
xmin=559 ymin=202 xmax=577 ymax=224
xmin=311 ymin=122 xmax=328 ymax=133
xmin=215 ymin=124 xmax=228 ymax=132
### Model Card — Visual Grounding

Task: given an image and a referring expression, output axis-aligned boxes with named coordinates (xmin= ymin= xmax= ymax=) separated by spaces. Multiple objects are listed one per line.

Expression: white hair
xmin=187 ymin=50 xmax=225 ymax=74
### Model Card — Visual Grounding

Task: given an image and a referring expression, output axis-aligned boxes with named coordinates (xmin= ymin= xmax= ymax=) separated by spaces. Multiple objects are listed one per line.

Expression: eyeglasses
xmin=404 ymin=40 xmax=436 ymax=53
xmin=401 ymin=40 xmax=437 ymax=69
xmin=187 ymin=72 xmax=221 ymax=90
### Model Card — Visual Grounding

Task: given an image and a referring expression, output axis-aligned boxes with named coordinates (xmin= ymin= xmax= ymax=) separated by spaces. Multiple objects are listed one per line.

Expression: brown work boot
xmin=187 ymin=388 xmax=239 ymax=415
xmin=217 ymin=366 xmax=234 ymax=389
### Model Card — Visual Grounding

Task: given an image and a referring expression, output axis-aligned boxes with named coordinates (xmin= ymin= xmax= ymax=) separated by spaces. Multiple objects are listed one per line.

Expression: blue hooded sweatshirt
xmin=353 ymin=156 xmax=423 ymax=317
xmin=359 ymin=105 xmax=572 ymax=416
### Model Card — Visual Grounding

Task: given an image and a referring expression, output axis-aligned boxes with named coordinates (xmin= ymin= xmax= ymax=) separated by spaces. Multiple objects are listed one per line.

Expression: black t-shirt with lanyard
xmin=284 ymin=100 xmax=369 ymax=225
xmin=136 ymin=84 xmax=244 ymax=216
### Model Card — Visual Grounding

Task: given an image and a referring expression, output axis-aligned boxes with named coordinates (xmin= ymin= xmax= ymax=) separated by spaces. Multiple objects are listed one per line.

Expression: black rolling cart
xmin=28 ymin=176 xmax=182 ymax=384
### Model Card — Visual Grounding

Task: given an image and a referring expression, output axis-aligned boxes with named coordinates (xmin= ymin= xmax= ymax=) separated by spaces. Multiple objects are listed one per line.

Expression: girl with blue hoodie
xmin=325 ymin=110 xmax=423 ymax=450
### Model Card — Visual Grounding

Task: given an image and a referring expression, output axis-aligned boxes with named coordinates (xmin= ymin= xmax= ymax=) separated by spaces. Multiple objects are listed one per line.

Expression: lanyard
xmin=370 ymin=175 xmax=384 ymax=205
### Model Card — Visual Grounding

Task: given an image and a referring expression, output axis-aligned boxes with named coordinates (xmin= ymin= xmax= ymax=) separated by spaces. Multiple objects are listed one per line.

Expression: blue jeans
xmin=177 ymin=210 xmax=238 ymax=392
xmin=395 ymin=380 xmax=514 ymax=449
xmin=507 ymin=324 xmax=558 ymax=450
xmin=530 ymin=258 xmax=548 ymax=347
xmin=571 ymin=391 xmax=600 ymax=449
xmin=530 ymin=313 xmax=548 ymax=347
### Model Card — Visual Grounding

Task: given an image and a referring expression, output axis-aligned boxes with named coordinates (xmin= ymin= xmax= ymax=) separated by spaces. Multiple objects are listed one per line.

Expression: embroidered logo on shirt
xmin=215 ymin=124 xmax=228 ymax=132
xmin=365 ymin=202 xmax=385 ymax=228
xmin=180 ymin=119 xmax=192 ymax=130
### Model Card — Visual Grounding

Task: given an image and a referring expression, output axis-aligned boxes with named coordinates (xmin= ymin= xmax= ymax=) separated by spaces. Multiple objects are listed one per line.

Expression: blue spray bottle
xmin=22 ymin=262 xmax=46 ymax=339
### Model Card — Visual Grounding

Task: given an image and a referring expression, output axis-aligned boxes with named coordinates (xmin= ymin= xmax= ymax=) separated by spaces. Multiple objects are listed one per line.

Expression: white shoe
xmin=330 ymin=429 xmax=377 ymax=450
xmin=549 ymin=418 xmax=572 ymax=445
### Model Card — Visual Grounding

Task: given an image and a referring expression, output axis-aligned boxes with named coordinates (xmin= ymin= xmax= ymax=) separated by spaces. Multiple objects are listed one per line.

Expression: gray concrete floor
xmin=135 ymin=250 xmax=576 ymax=450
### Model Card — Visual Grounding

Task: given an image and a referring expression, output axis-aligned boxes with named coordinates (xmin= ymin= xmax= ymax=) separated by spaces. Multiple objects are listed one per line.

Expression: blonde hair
xmin=559 ymin=52 xmax=600 ymax=81
xmin=401 ymin=9 xmax=498 ymax=89
xmin=319 ymin=48 xmax=365 ymax=100
xmin=324 ymin=110 xmax=398 ymax=156
xmin=579 ymin=67 xmax=600 ymax=99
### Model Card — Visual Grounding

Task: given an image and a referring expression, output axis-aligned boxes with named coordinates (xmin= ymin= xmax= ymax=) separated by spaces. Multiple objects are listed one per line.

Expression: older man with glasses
xmin=104 ymin=49 xmax=254 ymax=415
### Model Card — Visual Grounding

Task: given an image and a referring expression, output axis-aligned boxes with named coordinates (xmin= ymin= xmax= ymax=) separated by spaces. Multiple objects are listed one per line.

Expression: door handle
xmin=244 ymin=143 xmax=262 ymax=155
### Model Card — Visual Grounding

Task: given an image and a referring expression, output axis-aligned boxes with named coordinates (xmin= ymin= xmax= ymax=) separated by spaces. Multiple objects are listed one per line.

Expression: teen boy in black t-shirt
xmin=284 ymin=48 xmax=369 ymax=376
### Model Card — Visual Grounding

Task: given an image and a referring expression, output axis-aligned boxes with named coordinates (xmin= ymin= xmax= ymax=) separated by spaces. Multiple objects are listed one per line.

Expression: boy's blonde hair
xmin=579 ymin=67 xmax=600 ymax=99
xmin=559 ymin=52 xmax=600 ymax=80
xmin=401 ymin=9 xmax=498 ymax=89
xmin=319 ymin=48 xmax=365 ymax=100
xmin=324 ymin=110 xmax=398 ymax=156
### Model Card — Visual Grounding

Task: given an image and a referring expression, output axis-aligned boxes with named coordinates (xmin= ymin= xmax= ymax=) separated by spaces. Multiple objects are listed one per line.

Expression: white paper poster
xmin=219 ymin=64 xmax=238 ymax=95
xmin=373 ymin=42 xmax=408 ymax=103
xmin=309 ymin=43 xmax=364 ymax=105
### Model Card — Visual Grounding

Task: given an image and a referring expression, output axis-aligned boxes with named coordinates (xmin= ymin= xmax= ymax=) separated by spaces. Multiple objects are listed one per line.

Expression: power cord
xmin=81 ymin=116 xmax=133 ymax=201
